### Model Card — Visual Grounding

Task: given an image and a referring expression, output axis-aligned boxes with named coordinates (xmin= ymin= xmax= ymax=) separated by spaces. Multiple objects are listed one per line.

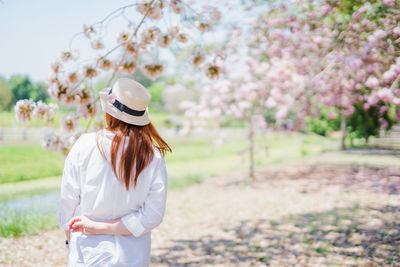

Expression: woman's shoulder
xmin=68 ymin=132 xmax=97 ymax=155
xmin=74 ymin=132 xmax=97 ymax=147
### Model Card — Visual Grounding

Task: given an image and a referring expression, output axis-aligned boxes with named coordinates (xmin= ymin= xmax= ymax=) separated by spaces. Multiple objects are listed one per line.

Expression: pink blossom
xmin=326 ymin=112 xmax=337 ymax=119
xmin=383 ymin=0 xmax=395 ymax=7
xmin=382 ymin=70 xmax=396 ymax=83
xmin=142 ymin=64 xmax=164 ymax=80
xmin=393 ymin=27 xmax=400 ymax=36
xmin=379 ymin=118 xmax=388 ymax=129
xmin=83 ymin=24 xmax=95 ymax=38
xmin=365 ymin=76 xmax=379 ymax=88
xmin=276 ymin=106 xmax=289 ymax=119
xmin=91 ymin=40 xmax=104 ymax=50
xmin=107 ymin=92 xmax=116 ymax=104
xmin=379 ymin=106 xmax=388 ymax=115
xmin=14 ymin=99 xmax=34 ymax=123
xmin=61 ymin=114 xmax=78 ymax=132
xmin=377 ymin=88 xmax=394 ymax=102
xmin=170 ymin=0 xmax=183 ymax=14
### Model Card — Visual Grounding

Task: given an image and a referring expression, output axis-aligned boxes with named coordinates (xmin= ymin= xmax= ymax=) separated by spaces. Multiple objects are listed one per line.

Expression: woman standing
xmin=57 ymin=78 xmax=171 ymax=266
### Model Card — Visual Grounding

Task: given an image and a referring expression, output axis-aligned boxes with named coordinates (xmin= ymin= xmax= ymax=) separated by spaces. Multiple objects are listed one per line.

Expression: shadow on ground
xmin=151 ymin=205 xmax=400 ymax=266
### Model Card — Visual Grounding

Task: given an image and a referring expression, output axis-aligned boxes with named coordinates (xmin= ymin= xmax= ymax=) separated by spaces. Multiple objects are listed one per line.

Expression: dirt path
xmin=1 ymin=163 xmax=399 ymax=266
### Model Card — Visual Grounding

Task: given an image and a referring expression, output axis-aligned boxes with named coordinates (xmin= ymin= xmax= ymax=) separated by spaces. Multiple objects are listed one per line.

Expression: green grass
xmin=0 ymin=210 xmax=58 ymax=238
xmin=0 ymin=145 xmax=64 ymax=183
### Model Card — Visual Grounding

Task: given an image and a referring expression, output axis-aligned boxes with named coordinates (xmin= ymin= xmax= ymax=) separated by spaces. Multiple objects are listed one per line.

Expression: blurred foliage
xmin=347 ymin=101 xmax=396 ymax=143
xmin=305 ymin=109 xmax=341 ymax=136
xmin=9 ymin=75 xmax=49 ymax=103
xmin=0 ymin=75 xmax=50 ymax=111
xmin=148 ymin=83 xmax=163 ymax=105
xmin=0 ymin=76 xmax=13 ymax=110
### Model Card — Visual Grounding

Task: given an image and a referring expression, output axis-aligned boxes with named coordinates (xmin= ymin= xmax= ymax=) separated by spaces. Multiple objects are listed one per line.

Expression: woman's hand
xmin=68 ymin=216 xmax=107 ymax=235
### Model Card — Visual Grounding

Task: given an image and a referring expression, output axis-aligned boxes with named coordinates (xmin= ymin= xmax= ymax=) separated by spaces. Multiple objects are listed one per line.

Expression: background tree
xmin=0 ymin=76 xmax=12 ymax=110
xmin=14 ymin=0 xmax=223 ymax=155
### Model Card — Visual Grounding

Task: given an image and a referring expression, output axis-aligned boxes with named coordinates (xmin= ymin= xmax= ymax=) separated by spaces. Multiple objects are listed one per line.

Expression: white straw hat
xmin=99 ymin=78 xmax=151 ymax=126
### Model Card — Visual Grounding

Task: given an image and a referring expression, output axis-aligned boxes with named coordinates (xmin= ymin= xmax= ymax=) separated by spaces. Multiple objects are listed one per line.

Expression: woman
xmin=57 ymin=78 xmax=171 ymax=267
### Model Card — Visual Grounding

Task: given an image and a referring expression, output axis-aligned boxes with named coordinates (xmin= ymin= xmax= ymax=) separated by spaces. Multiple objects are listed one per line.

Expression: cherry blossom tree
xmin=181 ymin=0 xmax=400 ymax=177
xmin=14 ymin=0 xmax=222 ymax=155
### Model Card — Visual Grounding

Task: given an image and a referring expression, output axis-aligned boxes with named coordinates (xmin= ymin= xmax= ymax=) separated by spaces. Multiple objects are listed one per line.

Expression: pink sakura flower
xmin=195 ymin=21 xmax=212 ymax=32
xmin=60 ymin=49 xmax=78 ymax=62
xmin=46 ymin=103 xmax=58 ymax=120
xmin=148 ymin=5 xmax=163 ymax=20
xmin=32 ymin=101 xmax=48 ymax=120
xmin=137 ymin=2 xmax=163 ymax=19
xmin=117 ymin=32 xmax=130 ymax=44
xmin=326 ymin=112 xmax=337 ymax=119
xmin=119 ymin=61 xmax=137 ymax=74
xmin=91 ymin=40 xmax=104 ymax=50
xmin=205 ymin=63 xmax=222 ymax=79
xmin=141 ymin=27 xmax=160 ymax=45
xmin=210 ymin=7 xmax=221 ymax=21
xmin=50 ymin=60 xmax=61 ymax=73
xmin=170 ymin=0 xmax=183 ymax=14
xmin=142 ymin=64 xmax=164 ymax=80
xmin=379 ymin=118 xmax=388 ymax=129
xmin=14 ymin=99 xmax=34 ymax=123
xmin=82 ymin=65 xmax=99 ymax=78
xmin=191 ymin=50 xmax=205 ymax=67
xmin=83 ymin=24 xmax=95 ymax=38
xmin=157 ymin=34 xmax=172 ymax=48
xmin=124 ymin=41 xmax=140 ymax=56
xmin=78 ymin=103 xmax=98 ymax=119
xmin=76 ymin=85 xmax=94 ymax=105
xmin=393 ymin=27 xmax=400 ymax=36
xmin=41 ymin=133 xmax=60 ymax=152
xmin=66 ymin=72 xmax=79 ymax=84
xmin=383 ymin=0 xmax=395 ymax=7
xmin=97 ymin=57 xmax=113 ymax=70
xmin=365 ymin=76 xmax=379 ymax=88
xmin=379 ymin=106 xmax=388 ymax=115
xmin=107 ymin=92 xmax=117 ymax=104
xmin=61 ymin=114 xmax=78 ymax=132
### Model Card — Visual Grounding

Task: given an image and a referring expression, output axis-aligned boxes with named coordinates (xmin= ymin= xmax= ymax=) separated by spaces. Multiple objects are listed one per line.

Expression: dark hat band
xmin=109 ymin=88 xmax=146 ymax=117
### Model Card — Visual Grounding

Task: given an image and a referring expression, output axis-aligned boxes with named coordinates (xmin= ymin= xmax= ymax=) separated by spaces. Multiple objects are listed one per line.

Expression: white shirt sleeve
xmin=57 ymin=144 xmax=81 ymax=231
xmin=121 ymin=156 xmax=168 ymax=238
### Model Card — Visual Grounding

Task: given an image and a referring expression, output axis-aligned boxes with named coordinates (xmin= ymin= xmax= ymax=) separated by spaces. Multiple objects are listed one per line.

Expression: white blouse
xmin=57 ymin=129 xmax=168 ymax=267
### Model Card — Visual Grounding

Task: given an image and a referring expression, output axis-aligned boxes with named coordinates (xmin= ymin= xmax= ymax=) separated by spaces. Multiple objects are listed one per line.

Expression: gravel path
xmin=1 ymin=163 xmax=399 ymax=266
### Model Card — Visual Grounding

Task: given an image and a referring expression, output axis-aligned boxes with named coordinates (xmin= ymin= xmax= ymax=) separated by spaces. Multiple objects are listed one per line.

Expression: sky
xmin=0 ymin=0 xmax=133 ymax=82
xmin=0 ymin=0 xmax=255 ymax=83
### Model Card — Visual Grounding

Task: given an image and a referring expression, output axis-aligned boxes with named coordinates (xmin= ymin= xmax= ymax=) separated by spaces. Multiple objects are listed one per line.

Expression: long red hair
xmin=96 ymin=113 xmax=171 ymax=191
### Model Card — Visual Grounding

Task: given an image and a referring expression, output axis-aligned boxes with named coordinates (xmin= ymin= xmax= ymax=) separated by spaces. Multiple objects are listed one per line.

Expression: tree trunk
xmin=248 ymin=120 xmax=255 ymax=179
xmin=340 ymin=115 xmax=346 ymax=150
xmin=365 ymin=135 xmax=369 ymax=144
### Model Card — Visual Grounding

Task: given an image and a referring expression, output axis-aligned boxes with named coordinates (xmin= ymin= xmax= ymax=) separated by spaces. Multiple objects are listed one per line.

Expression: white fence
xmin=0 ymin=127 xmax=249 ymax=143
xmin=0 ymin=127 xmax=57 ymax=142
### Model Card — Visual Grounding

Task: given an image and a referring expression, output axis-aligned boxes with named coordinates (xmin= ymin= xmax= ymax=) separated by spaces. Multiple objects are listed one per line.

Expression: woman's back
xmin=58 ymin=129 xmax=167 ymax=267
